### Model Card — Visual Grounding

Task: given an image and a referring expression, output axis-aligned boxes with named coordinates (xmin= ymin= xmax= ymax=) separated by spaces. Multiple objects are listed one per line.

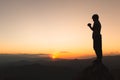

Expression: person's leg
xmin=97 ymin=35 xmax=102 ymax=61
xmin=93 ymin=35 xmax=103 ymax=62
xmin=96 ymin=49 xmax=102 ymax=61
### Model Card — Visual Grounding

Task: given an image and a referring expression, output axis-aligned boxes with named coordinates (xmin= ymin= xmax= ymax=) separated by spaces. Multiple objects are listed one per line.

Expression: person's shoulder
xmin=96 ymin=21 xmax=101 ymax=25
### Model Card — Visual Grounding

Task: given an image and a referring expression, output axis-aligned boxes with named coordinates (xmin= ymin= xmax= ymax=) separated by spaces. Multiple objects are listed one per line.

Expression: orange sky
xmin=0 ymin=0 xmax=120 ymax=59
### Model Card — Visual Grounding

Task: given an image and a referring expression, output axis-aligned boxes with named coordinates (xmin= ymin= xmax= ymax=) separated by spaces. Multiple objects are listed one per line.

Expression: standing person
xmin=87 ymin=14 xmax=103 ymax=63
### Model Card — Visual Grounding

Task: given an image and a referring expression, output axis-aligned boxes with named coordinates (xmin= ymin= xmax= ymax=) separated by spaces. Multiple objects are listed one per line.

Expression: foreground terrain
xmin=0 ymin=54 xmax=120 ymax=80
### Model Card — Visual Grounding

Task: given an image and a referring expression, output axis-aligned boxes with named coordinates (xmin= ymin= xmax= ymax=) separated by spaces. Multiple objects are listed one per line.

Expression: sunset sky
xmin=0 ymin=0 xmax=120 ymax=59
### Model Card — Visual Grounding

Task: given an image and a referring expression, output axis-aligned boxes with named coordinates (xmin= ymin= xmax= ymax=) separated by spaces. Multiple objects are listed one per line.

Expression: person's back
xmin=92 ymin=20 xmax=101 ymax=39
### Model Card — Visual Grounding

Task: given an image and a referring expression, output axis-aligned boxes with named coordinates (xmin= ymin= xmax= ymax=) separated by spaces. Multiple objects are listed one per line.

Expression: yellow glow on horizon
xmin=52 ymin=55 xmax=57 ymax=59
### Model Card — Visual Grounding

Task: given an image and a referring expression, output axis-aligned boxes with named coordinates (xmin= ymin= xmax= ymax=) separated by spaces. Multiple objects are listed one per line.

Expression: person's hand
xmin=87 ymin=23 xmax=91 ymax=27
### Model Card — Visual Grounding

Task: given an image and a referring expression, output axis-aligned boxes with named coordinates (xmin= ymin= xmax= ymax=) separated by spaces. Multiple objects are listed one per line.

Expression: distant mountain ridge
xmin=0 ymin=55 xmax=120 ymax=80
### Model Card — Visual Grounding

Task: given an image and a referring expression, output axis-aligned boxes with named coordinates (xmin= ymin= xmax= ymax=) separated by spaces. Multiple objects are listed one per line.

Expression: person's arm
xmin=87 ymin=23 xmax=93 ymax=31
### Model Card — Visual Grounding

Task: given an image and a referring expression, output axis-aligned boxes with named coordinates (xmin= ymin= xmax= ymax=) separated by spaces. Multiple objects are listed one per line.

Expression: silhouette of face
xmin=92 ymin=14 xmax=99 ymax=22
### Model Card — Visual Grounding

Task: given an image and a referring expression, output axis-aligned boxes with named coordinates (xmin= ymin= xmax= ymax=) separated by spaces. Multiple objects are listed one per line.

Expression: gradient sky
xmin=0 ymin=0 xmax=120 ymax=59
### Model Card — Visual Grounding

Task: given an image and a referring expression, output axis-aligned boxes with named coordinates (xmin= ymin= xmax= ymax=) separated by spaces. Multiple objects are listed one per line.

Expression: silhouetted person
xmin=87 ymin=14 xmax=102 ymax=63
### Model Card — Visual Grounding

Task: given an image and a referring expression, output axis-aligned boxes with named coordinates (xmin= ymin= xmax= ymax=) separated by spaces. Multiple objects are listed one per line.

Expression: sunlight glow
xmin=0 ymin=0 xmax=120 ymax=59
xmin=52 ymin=55 xmax=57 ymax=59
xmin=51 ymin=53 xmax=58 ymax=59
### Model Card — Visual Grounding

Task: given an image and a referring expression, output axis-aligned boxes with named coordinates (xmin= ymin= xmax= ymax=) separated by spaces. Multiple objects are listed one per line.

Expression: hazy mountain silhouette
xmin=0 ymin=63 xmax=76 ymax=80
xmin=0 ymin=54 xmax=120 ymax=80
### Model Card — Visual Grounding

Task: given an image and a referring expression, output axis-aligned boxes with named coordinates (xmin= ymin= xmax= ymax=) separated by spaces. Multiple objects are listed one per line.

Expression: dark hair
xmin=92 ymin=14 xmax=99 ymax=20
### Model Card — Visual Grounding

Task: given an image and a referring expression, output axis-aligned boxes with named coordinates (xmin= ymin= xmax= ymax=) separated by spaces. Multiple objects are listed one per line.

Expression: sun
xmin=51 ymin=53 xmax=58 ymax=59
xmin=52 ymin=55 xmax=56 ymax=59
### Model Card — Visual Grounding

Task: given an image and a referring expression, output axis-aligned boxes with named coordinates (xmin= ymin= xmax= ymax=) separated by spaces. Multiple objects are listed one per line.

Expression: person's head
xmin=92 ymin=14 xmax=99 ymax=21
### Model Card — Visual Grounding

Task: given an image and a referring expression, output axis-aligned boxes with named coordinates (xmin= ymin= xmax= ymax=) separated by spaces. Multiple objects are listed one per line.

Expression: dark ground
xmin=0 ymin=55 xmax=120 ymax=80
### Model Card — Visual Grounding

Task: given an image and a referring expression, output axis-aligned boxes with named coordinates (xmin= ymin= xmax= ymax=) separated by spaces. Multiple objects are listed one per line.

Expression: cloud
xmin=59 ymin=51 xmax=71 ymax=54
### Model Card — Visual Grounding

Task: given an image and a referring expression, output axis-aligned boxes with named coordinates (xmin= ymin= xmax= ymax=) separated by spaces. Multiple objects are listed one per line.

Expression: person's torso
xmin=93 ymin=21 xmax=101 ymax=36
xmin=92 ymin=21 xmax=101 ymax=38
